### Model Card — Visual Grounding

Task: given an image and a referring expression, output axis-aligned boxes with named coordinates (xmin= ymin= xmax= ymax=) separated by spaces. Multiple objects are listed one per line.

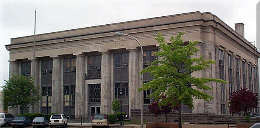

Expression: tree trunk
xmin=20 ymin=106 xmax=24 ymax=115
xmin=178 ymin=104 xmax=182 ymax=128
xmin=165 ymin=113 xmax=168 ymax=122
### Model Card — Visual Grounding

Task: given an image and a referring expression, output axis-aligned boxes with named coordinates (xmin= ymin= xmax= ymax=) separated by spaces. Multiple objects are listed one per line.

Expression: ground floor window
xmin=90 ymin=106 xmax=100 ymax=117
xmin=221 ymin=104 xmax=226 ymax=114
xmin=115 ymin=83 xmax=128 ymax=99
xmin=41 ymin=86 xmax=52 ymax=107
xmin=144 ymin=90 xmax=151 ymax=105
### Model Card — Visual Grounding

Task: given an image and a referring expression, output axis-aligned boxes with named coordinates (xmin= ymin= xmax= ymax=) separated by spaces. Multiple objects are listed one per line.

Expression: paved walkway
xmin=68 ymin=123 xmax=144 ymax=128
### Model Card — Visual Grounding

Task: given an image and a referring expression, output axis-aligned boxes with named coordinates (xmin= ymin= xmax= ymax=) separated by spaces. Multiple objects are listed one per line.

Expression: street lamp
xmin=114 ymin=32 xmax=144 ymax=128
xmin=46 ymin=91 xmax=49 ymax=116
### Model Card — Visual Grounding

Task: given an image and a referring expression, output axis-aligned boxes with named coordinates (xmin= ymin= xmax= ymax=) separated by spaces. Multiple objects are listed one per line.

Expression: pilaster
xmin=30 ymin=58 xmax=40 ymax=113
xmin=51 ymin=56 xmax=62 ymax=114
xmin=101 ymin=51 xmax=112 ymax=114
xmin=75 ymin=54 xmax=85 ymax=119
xmin=128 ymin=49 xmax=140 ymax=118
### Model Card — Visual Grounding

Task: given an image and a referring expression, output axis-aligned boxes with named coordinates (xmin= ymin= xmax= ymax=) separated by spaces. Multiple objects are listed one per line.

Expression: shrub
xmin=44 ymin=113 xmax=56 ymax=121
xmin=112 ymin=99 xmax=120 ymax=113
xmin=19 ymin=113 xmax=44 ymax=120
xmin=107 ymin=114 xmax=117 ymax=124
xmin=116 ymin=112 xmax=126 ymax=121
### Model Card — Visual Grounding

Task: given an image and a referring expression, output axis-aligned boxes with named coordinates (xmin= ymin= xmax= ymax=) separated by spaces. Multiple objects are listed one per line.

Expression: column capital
xmin=101 ymin=51 xmax=110 ymax=55
xmin=75 ymin=54 xmax=85 ymax=57
xmin=73 ymin=52 xmax=85 ymax=56
xmin=8 ymin=59 xmax=17 ymax=62
xmin=50 ymin=55 xmax=60 ymax=58
xmin=127 ymin=48 xmax=138 ymax=52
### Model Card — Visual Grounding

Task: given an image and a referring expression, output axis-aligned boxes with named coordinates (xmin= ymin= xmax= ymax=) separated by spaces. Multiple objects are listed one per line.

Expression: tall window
xmin=63 ymin=57 xmax=76 ymax=118
xmin=113 ymin=52 xmax=129 ymax=114
xmin=236 ymin=58 xmax=240 ymax=90
xmin=248 ymin=63 xmax=252 ymax=91
xmin=41 ymin=59 xmax=53 ymax=113
xmin=86 ymin=55 xmax=101 ymax=80
xmin=143 ymin=49 xmax=157 ymax=104
xmin=254 ymin=67 xmax=257 ymax=92
xmin=219 ymin=49 xmax=225 ymax=101
xmin=228 ymin=54 xmax=232 ymax=97
xmin=242 ymin=61 xmax=246 ymax=87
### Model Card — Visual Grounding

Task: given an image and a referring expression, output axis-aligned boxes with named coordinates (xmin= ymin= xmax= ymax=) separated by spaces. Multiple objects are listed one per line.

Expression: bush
xmin=44 ymin=113 xmax=55 ymax=121
xmin=107 ymin=114 xmax=117 ymax=124
xmin=18 ymin=113 xmax=44 ymax=120
xmin=116 ymin=112 xmax=127 ymax=121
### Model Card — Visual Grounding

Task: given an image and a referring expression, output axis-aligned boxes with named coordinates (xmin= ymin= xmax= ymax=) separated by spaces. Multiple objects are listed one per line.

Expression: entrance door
xmin=91 ymin=106 xmax=100 ymax=117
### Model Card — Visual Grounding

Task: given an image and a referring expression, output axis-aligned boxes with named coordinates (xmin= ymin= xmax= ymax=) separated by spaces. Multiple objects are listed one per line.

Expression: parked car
xmin=49 ymin=114 xmax=68 ymax=128
xmin=11 ymin=116 xmax=31 ymax=127
xmin=250 ymin=123 xmax=260 ymax=128
xmin=0 ymin=113 xmax=13 ymax=126
xmin=91 ymin=114 xmax=109 ymax=128
xmin=32 ymin=117 xmax=48 ymax=128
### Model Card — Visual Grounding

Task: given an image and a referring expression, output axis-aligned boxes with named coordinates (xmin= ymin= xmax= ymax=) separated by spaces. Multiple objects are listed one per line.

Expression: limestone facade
xmin=6 ymin=11 xmax=260 ymax=118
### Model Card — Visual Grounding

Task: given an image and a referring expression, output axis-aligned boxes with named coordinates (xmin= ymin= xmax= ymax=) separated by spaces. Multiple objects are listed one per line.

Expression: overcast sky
xmin=0 ymin=0 xmax=259 ymax=87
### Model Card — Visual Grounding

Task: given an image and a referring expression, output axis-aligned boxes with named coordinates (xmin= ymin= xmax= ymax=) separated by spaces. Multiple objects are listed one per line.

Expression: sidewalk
xmin=68 ymin=123 xmax=144 ymax=128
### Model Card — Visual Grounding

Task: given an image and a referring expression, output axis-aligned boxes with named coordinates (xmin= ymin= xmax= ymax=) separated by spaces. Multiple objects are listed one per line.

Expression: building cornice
xmin=5 ymin=11 xmax=260 ymax=58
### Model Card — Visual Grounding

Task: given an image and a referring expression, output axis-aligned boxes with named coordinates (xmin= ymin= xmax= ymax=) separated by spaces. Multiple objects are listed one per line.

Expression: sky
xmin=0 ymin=0 xmax=259 ymax=87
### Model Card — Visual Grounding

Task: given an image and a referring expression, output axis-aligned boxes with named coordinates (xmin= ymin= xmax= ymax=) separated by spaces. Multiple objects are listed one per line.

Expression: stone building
xmin=5 ymin=11 xmax=260 ymax=119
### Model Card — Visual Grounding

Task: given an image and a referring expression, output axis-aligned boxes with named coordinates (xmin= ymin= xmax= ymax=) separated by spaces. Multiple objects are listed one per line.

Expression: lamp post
xmin=46 ymin=91 xmax=49 ymax=116
xmin=114 ymin=32 xmax=144 ymax=128
xmin=120 ymin=85 xmax=123 ymax=126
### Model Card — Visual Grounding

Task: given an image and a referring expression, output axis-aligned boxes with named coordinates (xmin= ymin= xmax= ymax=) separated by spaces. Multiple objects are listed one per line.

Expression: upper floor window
xmin=236 ymin=57 xmax=240 ymax=90
xmin=254 ymin=67 xmax=257 ymax=92
xmin=228 ymin=54 xmax=232 ymax=97
xmin=21 ymin=62 xmax=31 ymax=77
xmin=219 ymin=49 xmax=225 ymax=101
xmin=242 ymin=60 xmax=246 ymax=86
xmin=114 ymin=53 xmax=128 ymax=68
xmin=219 ymin=49 xmax=224 ymax=79
xmin=143 ymin=49 xmax=158 ymax=68
xmin=248 ymin=63 xmax=252 ymax=91
xmin=86 ymin=55 xmax=101 ymax=80
xmin=63 ymin=58 xmax=76 ymax=73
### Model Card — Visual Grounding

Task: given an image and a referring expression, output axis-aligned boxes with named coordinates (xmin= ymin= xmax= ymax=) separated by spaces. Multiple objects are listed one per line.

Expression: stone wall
xmin=131 ymin=109 xmax=260 ymax=124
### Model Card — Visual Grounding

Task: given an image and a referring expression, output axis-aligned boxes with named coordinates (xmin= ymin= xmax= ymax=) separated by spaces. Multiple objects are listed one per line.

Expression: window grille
xmin=21 ymin=62 xmax=31 ymax=77
xmin=86 ymin=55 xmax=101 ymax=79
xmin=89 ymin=84 xmax=101 ymax=103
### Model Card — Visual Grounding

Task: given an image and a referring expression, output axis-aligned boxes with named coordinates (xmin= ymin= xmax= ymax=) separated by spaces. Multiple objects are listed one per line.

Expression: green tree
xmin=139 ymin=33 xmax=226 ymax=128
xmin=3 ymin=74 xmax=40 ymax=114
xmin=112 ymin=98 xmax=120 ymax=114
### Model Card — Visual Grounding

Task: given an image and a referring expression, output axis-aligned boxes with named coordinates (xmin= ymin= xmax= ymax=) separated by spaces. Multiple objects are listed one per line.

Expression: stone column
xmin=75 ymin=54 xmax=85 ymax=119
xmin=128 ymin=49 xmax=140 ymax=118
xmin=51 ymin=56 xmax=62 ymax=114
xmin=101 ymin=51 xmax=112 ymax=114
xmin=8 ymin=61 xmax=19 ymax=116
xmin=30 ymin=59 xmax=40 ymax=113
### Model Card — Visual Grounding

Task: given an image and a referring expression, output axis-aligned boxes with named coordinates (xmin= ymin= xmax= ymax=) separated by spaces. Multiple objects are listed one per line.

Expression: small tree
xmin=149 ymin=100 xmax=175 ymax=122
xmin=3 ymin=74 xmax=40 ymax=114
xmin=139 ymin=33 xmax=226 ymax=128
xmin=112 ymin=98 xmax=120 ymax=114
xmin=230 ymin=87 xmax=258 ymax=122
